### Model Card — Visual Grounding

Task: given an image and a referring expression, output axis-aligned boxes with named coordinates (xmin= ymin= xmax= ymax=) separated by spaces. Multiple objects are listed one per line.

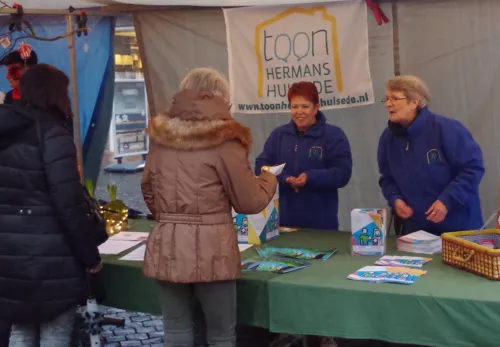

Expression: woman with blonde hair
xmin=141 ymin=67 xmax=277 ymax=347
xmin=378 ymin=75 xmax=484 ymax=235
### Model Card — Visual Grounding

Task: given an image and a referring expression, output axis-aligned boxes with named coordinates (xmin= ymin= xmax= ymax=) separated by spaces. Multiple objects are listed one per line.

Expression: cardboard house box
xmin=351 ymin=208 xmax=387 ymax=256
xmin=233 ymin=191 xmax=279 ymax=245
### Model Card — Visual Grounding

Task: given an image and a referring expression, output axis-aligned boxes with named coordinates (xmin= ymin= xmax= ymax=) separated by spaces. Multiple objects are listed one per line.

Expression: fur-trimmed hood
xmin=148 ymin=90 xmax=252 ymax=152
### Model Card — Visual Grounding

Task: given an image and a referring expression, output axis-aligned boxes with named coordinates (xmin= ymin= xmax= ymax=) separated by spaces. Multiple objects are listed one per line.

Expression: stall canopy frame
xmin=0 ymin=6 xmax=125 ymax=180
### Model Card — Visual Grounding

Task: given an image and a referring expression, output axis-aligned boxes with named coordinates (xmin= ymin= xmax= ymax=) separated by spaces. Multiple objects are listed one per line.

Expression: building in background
xmin=104 ymin=16 xmax=149 ymax=172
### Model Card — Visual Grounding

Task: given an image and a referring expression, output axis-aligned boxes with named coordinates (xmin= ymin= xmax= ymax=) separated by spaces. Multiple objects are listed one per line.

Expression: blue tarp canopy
xmin=0 ymin=14 xmax=115 ymax=185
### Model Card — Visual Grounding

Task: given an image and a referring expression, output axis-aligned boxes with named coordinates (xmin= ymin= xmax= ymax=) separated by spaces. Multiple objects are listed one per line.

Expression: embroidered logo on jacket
xmin=427 ymin=149 xmax=442 ymax=164
xmin=309 ymin=146 xmax=323 ymax=160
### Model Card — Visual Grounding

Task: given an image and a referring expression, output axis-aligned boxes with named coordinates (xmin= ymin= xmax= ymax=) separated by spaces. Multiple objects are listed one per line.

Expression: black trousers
xmin=393 ymin=214 xmax=405 ymax=235
xmin=0 ymin=323 xmax=10 ymax=347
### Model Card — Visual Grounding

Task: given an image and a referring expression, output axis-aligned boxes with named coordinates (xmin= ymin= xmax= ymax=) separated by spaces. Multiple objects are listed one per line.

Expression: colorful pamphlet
xmin=375 ymin=255 xmax=432 ymax=268
xmin=347 ymin=266 xmax=427 ymax=285
xmin=241 ymin=256 xmax=310 ymax=274
xmin=351 ymin=208 xmax=387 ymax=256
xmin=256 ymin=246 xmax=338 ymax=260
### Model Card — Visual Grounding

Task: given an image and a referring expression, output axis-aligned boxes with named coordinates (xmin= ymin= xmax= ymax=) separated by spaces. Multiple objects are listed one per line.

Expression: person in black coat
xmin=0 ymin=327 xmax=8 ymax=347
xmin=0 ymin=64 xmax=102 ymax=347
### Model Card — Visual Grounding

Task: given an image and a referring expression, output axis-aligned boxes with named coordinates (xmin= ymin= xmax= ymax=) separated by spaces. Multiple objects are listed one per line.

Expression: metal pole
xmin=0 ymin=8 xmax=118 ymax=16
xmin=0 ymin=5 xmax=220 ymax=16
xmin=66 ymin=14 xmax=84 ymax=180
xmin=133 ymin=15 xmax=156 ymax=119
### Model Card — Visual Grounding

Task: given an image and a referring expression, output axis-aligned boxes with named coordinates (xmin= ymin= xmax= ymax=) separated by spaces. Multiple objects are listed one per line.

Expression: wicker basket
xmin=441 ymin=229 xmax=500 ymax=280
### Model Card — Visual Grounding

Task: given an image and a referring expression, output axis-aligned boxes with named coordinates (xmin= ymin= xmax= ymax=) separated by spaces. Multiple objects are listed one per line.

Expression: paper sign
xmin=269 ymin=163 xmax=286 ymax=175
xmin=0 ymin=36 xmax=11 ymax=49
xmin=119 ymin=244 xmax=146 ymax=261
xmin=98 ymin=240 xmax=142 ymax=255
xmin=109 ymin=231 xmax=150 ymax=241
xmin=224 ymin=1 xmax=374 ymax=114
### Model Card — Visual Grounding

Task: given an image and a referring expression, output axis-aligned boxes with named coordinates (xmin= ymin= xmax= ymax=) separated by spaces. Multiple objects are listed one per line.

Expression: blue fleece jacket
xmin=255 ymin=111 xmax=352 ymax=230
xmin=377 ymin=107 xmax=484 ymax=235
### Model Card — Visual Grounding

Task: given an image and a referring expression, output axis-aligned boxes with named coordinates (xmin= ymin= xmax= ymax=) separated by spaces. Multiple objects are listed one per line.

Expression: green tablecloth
xmin=103 ymin=220 xmax=500 ymax=347
xmin=102 ymin=219 xmax=275 ymax=328
xmin=266 ymin=231 xmax=500 ymax=347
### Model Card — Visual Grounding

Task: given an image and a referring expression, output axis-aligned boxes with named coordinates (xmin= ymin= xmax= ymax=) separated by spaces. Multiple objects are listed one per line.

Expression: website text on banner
xmin=223 ymin=0 xmax=374 ymax=114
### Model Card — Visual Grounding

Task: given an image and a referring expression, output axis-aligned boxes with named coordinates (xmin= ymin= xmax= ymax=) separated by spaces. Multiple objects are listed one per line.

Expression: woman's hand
xmin=425 ymin=200 xmax=448 ymax=223
xmin=286 ymin=173 xmax=308 ymax=192
xmin=293 ymin=173 xmax=308 ymax=188
xmin=88 ymin=261 xmax=103 ymax=274
xmin=394 ymin=199 xmax=413 ymax=219
xmin=285 ymin=176 xmax=297 ymax=192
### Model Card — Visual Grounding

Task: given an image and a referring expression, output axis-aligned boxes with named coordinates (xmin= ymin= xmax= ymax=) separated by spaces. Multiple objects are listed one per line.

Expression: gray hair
xmin=386 ymin=75 xmax=430 ymax=108
xmin=180 ymin=67 xmax=230 ymax=100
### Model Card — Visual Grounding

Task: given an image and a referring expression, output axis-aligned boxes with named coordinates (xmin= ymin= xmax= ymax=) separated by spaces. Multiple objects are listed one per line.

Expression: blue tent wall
xmin=0 ymin=15 xmax=115 ymax=185
xmin=82 ymin=20 xmax=115 ymax=186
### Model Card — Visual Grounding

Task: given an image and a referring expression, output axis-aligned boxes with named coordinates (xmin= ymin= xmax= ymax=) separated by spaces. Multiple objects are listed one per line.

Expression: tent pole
xmin=0 ymin=8 xmax=119 ymax=16
xmin=66 ymin=14 xmax=84 ymax=181
xmin=391 ymin=0 xmax=400 ymax=76
xmin=133 ymin=15 xmax=156 ymax=119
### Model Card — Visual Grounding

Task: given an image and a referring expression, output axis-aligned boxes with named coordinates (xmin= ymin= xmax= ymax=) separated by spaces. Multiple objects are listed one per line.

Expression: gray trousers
xmin=8 ymin=308 xmax=75 ymax=347
xmin=158 ymin=280 xmax=236 ymax=347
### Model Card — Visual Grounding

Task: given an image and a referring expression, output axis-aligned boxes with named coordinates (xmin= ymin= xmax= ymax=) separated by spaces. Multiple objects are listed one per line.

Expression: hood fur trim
xmin=149 ymin=115 xmax=252 ymax=152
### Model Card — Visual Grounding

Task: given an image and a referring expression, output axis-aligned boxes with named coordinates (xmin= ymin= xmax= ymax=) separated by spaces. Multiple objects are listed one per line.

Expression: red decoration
xmin=366 ymin=0 xmax=389 ymax=25
xmin=12 ymin=88 xmax=20 ymax=100
xmin=18 ymin=42 xmax=32 ymax=60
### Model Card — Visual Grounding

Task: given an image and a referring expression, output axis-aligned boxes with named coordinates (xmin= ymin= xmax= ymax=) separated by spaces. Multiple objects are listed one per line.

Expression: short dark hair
xmin=20 ymin=64 xmax=72 ymax=120
xmin=0 ymin=50 xmax=38 ymax=66
xmin=288 ymin=81 xmax=319 ymax=105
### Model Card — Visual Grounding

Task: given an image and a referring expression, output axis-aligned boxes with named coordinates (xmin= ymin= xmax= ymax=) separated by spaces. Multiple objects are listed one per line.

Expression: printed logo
xmin=309 ymin=146 xmax=323 ymax=160
xmin=427 ymin=149 xmax=442 ymax=164
xmin=255 ymin=7 xmax=342 ymax=99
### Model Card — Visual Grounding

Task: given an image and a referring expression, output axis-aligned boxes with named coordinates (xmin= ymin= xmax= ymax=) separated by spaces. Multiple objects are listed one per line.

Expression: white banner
xmin=223 ymin=1 xmax=374 ymax=114
xmin=121 ymin=0 xmax=357 ymax=5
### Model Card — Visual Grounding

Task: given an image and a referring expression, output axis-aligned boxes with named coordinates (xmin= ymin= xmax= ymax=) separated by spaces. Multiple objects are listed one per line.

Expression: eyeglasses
xmin=227 ymin=102 xmax=232 ymax=110
xmin=381 ymin=97 xmax=407 ymax=103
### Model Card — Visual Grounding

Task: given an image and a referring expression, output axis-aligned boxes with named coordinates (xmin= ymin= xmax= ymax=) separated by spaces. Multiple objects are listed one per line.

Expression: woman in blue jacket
xmin=378 ymin=75 xmax=484 ymax=235
xmin=255 ymin=81 xmax=352 ymax=230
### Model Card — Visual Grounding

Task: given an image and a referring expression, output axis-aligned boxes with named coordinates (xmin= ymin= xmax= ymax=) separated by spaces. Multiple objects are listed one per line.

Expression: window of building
xmin=96 ymin=20 xmax=149 ymax=214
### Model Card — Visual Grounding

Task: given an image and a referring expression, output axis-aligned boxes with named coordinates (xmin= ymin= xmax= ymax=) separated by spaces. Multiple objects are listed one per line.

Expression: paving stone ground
xmin=100 ymin=307 xmax=165 ymax=347
xmin=96 ymin=172 xmax=158 ymax=347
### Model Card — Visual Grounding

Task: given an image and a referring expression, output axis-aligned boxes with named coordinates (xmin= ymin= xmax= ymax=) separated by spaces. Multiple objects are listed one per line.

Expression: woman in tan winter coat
xmin=141 ymin=68 xmax=277 ymax=347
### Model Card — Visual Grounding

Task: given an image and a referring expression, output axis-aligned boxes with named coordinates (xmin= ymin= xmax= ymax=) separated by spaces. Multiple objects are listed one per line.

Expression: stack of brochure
xmin=347 ymin=266 xmax=427 ymax=285
xmin=375 ymin=255 xmax=432 ymax=268
xmin=256 ymin=246 xmax=338 ymax=260
xmin=397 ymin=230 xmax=442 ymax=254
xmin=242 ymin=257 xmax=311 ymax=274
xmin=241 ymin=246 xmax=338 ymax=274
